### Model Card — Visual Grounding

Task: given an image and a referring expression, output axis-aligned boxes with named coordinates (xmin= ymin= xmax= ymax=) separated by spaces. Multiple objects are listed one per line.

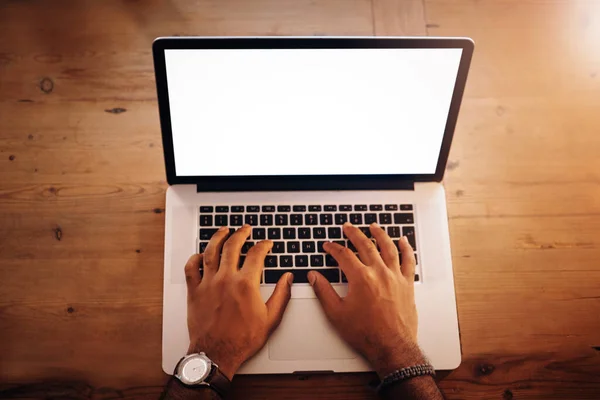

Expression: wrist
xmin=187 ymin=343 xmax=240 ymax=380
xmin=368 ymin=339 xmax=426 ymax=379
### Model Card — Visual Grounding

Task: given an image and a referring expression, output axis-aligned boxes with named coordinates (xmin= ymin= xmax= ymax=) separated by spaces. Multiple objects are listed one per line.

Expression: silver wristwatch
xmin=173 ymin=353 xmax=231 ymax=396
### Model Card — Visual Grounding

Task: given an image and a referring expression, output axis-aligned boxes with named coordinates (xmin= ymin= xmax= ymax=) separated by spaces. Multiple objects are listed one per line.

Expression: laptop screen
xmin=163 ymin=47 xmax=463 ymax=177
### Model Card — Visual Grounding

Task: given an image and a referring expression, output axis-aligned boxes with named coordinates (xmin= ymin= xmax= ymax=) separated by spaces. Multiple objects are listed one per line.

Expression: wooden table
xmin=1 ymin=0 xmax=599 ymax=398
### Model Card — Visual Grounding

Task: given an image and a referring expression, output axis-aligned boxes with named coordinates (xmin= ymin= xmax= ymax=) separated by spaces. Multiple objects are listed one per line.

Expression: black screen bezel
xmin=152 ymin=37 xmax=474 ymax=190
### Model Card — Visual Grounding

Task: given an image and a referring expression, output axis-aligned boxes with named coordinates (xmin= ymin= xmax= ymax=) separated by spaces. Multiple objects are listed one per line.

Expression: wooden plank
xmin=372 ymin=0 xmax=427 ymax=35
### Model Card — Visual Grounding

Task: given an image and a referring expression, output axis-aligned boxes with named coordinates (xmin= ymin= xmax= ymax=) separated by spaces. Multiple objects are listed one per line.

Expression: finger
xmin=265 ymin=272 xmax=293 ymax=333
xmin=398 ymin=236 xmax=416 ymax=279
xmin=184 ymin=254 xmax=203 ymax=291
xmin=323 ymin=241 xmax=363 ymax=280
xmin=370 ymin=223 xmax=400 ymax=271
xmin=243 ymin=240 xmax=273 ymax=282
xmin=219 ymin=225 xmax=251 ymax=274
xmin=308 ymin=271 xmax=342 ymax=318
xmin=202 ymin=226 xmax=230 ymax=280
xmin=343 ymin=222 xmax=381 ymax=265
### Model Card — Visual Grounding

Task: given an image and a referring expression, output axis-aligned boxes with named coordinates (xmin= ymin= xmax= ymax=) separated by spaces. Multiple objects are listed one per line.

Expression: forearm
xmin=379 ymin=376 xmax=444 ymax=400
xmin=160 ymin=378 xmax=223 ymax=400
xmin=373 ymin=342 xmax=444 ymax=400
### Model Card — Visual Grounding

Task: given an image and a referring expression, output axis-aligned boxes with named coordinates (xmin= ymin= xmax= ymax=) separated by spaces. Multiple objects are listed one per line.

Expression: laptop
xmin=154 ymin=37 xmax=474 ymax=374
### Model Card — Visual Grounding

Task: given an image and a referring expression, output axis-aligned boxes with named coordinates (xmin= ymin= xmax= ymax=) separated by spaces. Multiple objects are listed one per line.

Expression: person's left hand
xmin=184 ymin=225 xmax=293 ymax=380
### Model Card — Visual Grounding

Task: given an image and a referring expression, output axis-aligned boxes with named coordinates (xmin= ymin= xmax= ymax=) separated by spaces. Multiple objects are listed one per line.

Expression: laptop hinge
xmin=195 ymin=179 xmax=415 ymax=192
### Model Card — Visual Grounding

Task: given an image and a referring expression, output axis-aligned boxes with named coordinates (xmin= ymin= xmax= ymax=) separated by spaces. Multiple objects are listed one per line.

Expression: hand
xmin=308 ymin=222 xmax=421 ymax=378
xmin=184 ymin=225 xmax=293 ymax=380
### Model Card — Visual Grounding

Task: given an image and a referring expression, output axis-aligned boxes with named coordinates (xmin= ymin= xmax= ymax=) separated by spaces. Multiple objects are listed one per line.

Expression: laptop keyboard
xmin=198 ymin=204 xmax=421 ymax=284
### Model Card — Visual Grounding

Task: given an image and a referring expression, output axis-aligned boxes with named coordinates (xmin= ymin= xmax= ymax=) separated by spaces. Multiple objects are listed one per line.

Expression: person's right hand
xmin=308 ymin=222 xmax=423 ymax=378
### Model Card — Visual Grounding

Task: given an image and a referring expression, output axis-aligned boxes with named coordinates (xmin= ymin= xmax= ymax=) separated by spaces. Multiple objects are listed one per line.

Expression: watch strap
xmin=205 ymin=366 xmax=231 ymax=398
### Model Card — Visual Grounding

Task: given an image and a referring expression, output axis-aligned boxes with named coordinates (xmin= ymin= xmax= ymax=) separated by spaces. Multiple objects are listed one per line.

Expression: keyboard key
xmin=200 ymin=206 xmax=213 ymax=213
xmin=275 ymin=214 xmax=288 ymax=226
xmin=388 ymin=226 xmax=401 ymax=237
xmin=325 ymin=255 xmax=338 ymax=267
xmin=290 ymin=214 xmax=303 ymax=225
xmin=350 ymin=213 xmax=363 ymax=224
xmin=260 ymin=214 xmax=273 ymax=226
xmin=298 ymin=228 xmax=311 ymax=239
xmin=280 ymin=255 xmax=293 ymax=267
xmin=401 ymin=204 xmax=413 ymax=211
xmin=359 ymin=226 xmax=372 ymax=238
xmin=199 ymin=242 xmax=209 ymax=252
xmin=295 ymin=255 xmax=309 ymax=267
xmin=385 ymin=204 xmax=398 ymax=211
xmin=335 ymin=213 xmax=348 ymax=225
xmin=394 ymin=213 xmax=414 ymax=224
xmin=283 ymin=228 xmax=296 ymax=239
xmin=247 ymin=206 xmax=260 ymax=212
xmin=305 ymin=214 xmax=318 ymax=225
xmin=379 ymin=213 xmax=392 ymax=224
xmin=231 ymin=206 xmax=244 ymax=212
xmin=268 ymin=228 xmax=281 ymax=240
xmin=328 ymin=227 xmax=342 ymax=238
xmin=293 ymin=205 xmax=306 ymax=212
xmin=215 ymin=214 xmax=228 ymax=226
xmin=265 ymin=269 xmax=301 ymax=283
xmin=320 ymin=214 xmax=333 ymax=225
xmin=277 ymin=205 xmax=291 ymax=212
xmin=262 ymin=205 xmax=275 ymax=212
xmin=230 ymin=215 xmax=243 ymax=226
xmin=216 ymin=206 xmax=229 ymax=213
xmin=265 ymin=255 xmax=278 ymax=268
xmin=229 ymin=228 xmax=236 ymax=236
xmin=354 ymin=205 xmax=367 ymax=211
xmin=317 ymin=241 xmax=327 ymax=252
xmin=239 ymin=255 xmax=246 ymax=268
xmin=241 ymin=241 xmax=255 ymax=254
xmin=369 ymin=204 xmax=383 ymax=211
xmin=348 ymin=241 xmax=357 ymax=252
xmin=393 ymin=239 xmax=399 ymax=249
xmin=414 ymin=274 xmax=420 ymax=282
xmin=273 ymin=241 xmax=285 ymax=253
xmin=402 ymin=226 xmax=416 ymax=250
xmin=324 ymin=205 xmax=337 ymax=211
xmin=365 ymin=213 xmax=377 ymax=224
xmin=319 ymin=268 xmax=340 ymax=283
xmin=302 ymin=241 xmax=316 ymax=253
xmin=313 ymin=227 xmax=326 ymax=239
xmin=199 ymin=215 xmax=213 ymax=226
xmin=245 ymin=214 xmax=258 ymax=226
xmin=309 ymin=205 xmax=322 ymax=211
xmin=341 ymin=271 xmax=348 ymax=283
xmin=287 ymin=241 xmax=300 ymax=253
xmin=199 ymin=228 xmax=218 ymax=240
xmin=310 ymin=254 xmax=324 ymax=267
xmin=340 ymin=205 xmax=352 ymax=211
xmin=253 ymin=228 xmax=266 ymax=240
xmin=415 ymin=253 xmax=418 ymax=264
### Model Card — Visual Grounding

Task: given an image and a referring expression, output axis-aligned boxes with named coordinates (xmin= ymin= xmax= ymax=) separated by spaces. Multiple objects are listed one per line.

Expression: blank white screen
xmin=165 ymin=48 xmax=462 ymax=176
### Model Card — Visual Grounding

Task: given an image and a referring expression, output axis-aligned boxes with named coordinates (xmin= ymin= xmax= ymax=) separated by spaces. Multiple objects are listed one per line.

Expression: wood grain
xmin=1 ymin=0 xmax=600 ymax=399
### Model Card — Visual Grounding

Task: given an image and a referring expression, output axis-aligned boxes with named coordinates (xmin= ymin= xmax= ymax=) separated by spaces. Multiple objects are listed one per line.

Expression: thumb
xmin=308 ymin=271 xmax=341 ymax=317
xmin=265 ymin=272 xmax=293 ymax=332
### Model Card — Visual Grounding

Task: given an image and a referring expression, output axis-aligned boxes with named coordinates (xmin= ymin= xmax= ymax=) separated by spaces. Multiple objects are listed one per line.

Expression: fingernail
xmin=402 ymin=236 xmax=408 ymax=243
xmin=371 ymin=222 xmax=379 ymax=228
xmin=286 ymin=272 xmax=294 ymax=286
xmin=343 ymin=222 xmax=352 ymax=227
xmin=308 ymin=271 xmax=316 ymax=285
xmin=218 ymin=226 xmax=227 ymax=231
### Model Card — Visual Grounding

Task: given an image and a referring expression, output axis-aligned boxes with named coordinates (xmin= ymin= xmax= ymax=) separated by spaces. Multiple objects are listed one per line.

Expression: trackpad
xmin=268 ymin=299 xmax=357 ymax=360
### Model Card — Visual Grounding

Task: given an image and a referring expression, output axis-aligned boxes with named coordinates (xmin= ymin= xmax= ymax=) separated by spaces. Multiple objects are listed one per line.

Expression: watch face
xmin=180 ymin=356 xmax=210 ymax=384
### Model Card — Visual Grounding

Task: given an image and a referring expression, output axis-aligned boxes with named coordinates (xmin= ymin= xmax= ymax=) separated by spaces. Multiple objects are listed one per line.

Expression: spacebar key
xmin=264 ymin=269 xmax=306 ymax=284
